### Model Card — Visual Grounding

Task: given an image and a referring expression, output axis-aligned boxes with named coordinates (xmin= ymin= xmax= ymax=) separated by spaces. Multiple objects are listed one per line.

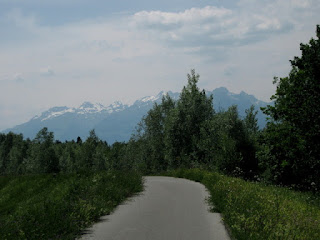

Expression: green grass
xmin=2 ymin=169 xmax=319 ymax=239
xmin=164 ymin=168 xmax=320 ymax=240
xmin=0 ymin=171 xmax=143 ymax=240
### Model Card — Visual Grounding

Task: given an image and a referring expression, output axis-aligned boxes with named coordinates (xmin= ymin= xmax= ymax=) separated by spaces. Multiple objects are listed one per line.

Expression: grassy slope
xmin=164 ymin=169 xmax=320 ymax=240
xmin=0 ymin=171 xmax=143 ymax=240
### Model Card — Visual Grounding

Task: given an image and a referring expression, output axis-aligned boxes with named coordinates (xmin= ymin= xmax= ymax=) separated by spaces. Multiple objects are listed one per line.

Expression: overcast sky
xmin=0 ymin=0 xmax=319 ymax=130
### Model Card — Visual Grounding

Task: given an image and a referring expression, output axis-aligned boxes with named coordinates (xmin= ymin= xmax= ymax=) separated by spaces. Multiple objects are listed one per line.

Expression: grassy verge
xmin=164 ymin=168 xmax=320 ymax=240
xmin=0 ymin=171 xmax=143 ymax=240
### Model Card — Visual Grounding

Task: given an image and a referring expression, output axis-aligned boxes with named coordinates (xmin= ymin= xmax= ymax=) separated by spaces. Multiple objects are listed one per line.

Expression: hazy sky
xmin=0 ymin=0 xmax=319 ymax=130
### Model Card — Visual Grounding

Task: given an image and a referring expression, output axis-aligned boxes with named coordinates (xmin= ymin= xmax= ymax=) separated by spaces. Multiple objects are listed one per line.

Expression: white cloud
xmin=132 ymin=6 xmax=232 ymax=27
xmin=131 ymin=4 xmax=299 ymax=52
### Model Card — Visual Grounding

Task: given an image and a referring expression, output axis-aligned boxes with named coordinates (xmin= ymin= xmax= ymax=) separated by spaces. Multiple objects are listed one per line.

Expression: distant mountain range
xmin=3 ymin=87 xmax=271 ymax=144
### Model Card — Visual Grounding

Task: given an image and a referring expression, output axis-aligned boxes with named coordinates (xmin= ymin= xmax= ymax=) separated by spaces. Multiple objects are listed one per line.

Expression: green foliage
xmin=261 ymin=25 xmax=320 ymax=189
xmin=0 ymin=133 xmax=29 ymax=175
xmin=107 ymin=142 xmax=127 ymax=170
xmin=0 ymin=132 xmax=15 ymax=174
xmin=79 ymin=129 xmax=99 ymax=170
xmin=0 ymin=171 xmax=143 ymax=239
xmin=165 ymin=70 xmax=214 ymax=168
xmin=125 ymin=69 xmax=259 ymax=178
xmin=0 ymin=128 xmax=135 ymax=175
xmin=24 ymin=128 xmax=59 ymax=174
xmin=166 ymin=169 xmax=320 ymax=240
xmin=58 ymin=142 xmax=81 ymax=173
xmin=198 ymin=106 xmax=259 ymax=178
xmin=244 ymin=105 xmax=259 ymax=136
xmin=140 ymin=95 xmax=176 ymax=172
xmin=258 ymin=123 xmax=308 ymax=187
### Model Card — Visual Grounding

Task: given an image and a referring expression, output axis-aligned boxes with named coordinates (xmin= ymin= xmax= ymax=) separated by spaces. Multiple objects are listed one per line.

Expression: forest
xmin=1 ymin=26 xmax=320 ymax=192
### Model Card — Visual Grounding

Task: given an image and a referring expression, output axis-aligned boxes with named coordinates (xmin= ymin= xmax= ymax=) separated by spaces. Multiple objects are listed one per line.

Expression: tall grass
xmin=0 ymin=171 xmax=143 ymax=240
xmin=165 ymin=169 xmax=320 ymax=240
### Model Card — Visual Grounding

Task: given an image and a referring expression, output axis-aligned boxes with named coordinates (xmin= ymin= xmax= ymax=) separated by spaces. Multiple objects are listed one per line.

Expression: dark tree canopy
xmin=262 ymin=25 xmax=320 ymax=189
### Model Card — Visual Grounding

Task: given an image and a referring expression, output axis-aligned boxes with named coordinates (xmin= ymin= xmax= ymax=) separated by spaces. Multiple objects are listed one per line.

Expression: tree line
xmin=0 ymin=128 xmax=132 ymax=175
xmin=1 ymin=25 xmax=319 ymax=191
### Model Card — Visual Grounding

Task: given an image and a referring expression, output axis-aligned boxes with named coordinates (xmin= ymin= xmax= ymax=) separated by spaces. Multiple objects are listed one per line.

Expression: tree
xmin=164 ymin=69 xmax=214 ymax=168
xmin=108 ymin=142 xmax=127 ymax=170
xmin=212 ymin=106 xmax=246 ymax=176
xmin=0 ymin=132 xmax=27 ymax=174
xmin=80 ymin=129 xmax=99 ymax=170
xmin=0 ymin=132 xmax=14 ymax=174
xmin=261 ymin=25 xmax=320 ymax=189
xmin=244 ymin=105 xmax=259 ymax=135
xmin=92 ymin=142 xmax=109 ymax=171
xmin=76 ymin=136 xmax=82 ymax=144
xmin=140 ymin=95 xmax=176 ymax=172
xmin=25 ymin=128 xmax=59 ymax=173
xmin=6 ymin=134 xmax=28 ymax=174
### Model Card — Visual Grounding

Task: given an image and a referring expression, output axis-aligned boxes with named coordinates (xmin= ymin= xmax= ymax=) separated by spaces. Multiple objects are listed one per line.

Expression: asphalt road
xmin=80 ymin=176 xmax=230 ymax=240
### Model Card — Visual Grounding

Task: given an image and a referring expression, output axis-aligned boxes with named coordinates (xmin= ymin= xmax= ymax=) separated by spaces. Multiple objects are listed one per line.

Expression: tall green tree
xmin=80 ymin=129 xmax=99 ymax=170
xmin=0 ymin=132 xmax=28 ymax=174
xmin=58 ymin=142 xmax=80 ymax=173
xmin=6 ymin=134 xmax=28 ymax=174
xmin=165 ymin=69 xmax=214 ymax=168
xmin=261 ymin=25 xmax=320 ymax=189
xmin=0 ymin=132 xmax=14 ymax=174
xmin=211 ymin=106 xmax=247 ymax=176
xmin=140 ymin=95 xmax=176 ymax=172
xmin=26 ymin=128 xmax=59 ymax=173
xmin=92 ymin=142 xmax=109 ymax=171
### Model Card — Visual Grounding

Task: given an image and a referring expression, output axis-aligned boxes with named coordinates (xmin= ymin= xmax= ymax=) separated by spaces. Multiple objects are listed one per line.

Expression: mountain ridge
xmin=3 ymin=88 xmax=271 ymax=143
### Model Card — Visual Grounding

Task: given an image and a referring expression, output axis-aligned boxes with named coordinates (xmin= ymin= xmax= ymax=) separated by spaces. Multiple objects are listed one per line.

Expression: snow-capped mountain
xmin=133 ymin=91 xmax=172 ymax=105
xmin=32 ymin=101 xmax=127 ymax=122
xmin=3 ymin=88 xmax=269 ymax=144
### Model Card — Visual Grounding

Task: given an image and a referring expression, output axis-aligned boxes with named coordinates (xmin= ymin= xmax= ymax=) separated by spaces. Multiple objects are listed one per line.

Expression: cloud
xmin=131 ymin=6 xmax=235 ymax=47
xmin=132 ymin=6 xmax=232 ymax=28
xmin=129 ymin=0 xmax=320 ymax=59
xmin=40 ymin=66 xmax=55 ymax=77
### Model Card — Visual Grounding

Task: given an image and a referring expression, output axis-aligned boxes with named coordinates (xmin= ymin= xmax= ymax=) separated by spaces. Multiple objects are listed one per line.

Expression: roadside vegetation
xmin=165 ymin=168 xmax=320 ymax=240
xmin=0 ymin=171 xmax=143 ymax=240
xmin=0 ymin=25 xmax=319 ymax=239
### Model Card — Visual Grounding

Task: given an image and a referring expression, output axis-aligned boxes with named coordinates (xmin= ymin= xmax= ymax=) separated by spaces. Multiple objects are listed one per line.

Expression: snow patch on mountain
xmin=32 ymin=115 xmax=41 ymax=120
xmin=140 ymin=95 xmax=157 ymax=102
xmin=105 ymin=101 xmax=127 ymax=113
xmin=133 ymin=91 xmax=173 ymax=105
xmin=138 ymin=92 xmax=165 ymax=103
xmin=77 ymin=102 xmax=106 ymax=114
xmin=42 ymin=108 xmax=75 ymax=121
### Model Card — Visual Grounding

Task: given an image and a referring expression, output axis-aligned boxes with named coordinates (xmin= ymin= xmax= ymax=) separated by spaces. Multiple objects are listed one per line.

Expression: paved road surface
xmin=80 ymin=176 xmax=230 ymax=240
